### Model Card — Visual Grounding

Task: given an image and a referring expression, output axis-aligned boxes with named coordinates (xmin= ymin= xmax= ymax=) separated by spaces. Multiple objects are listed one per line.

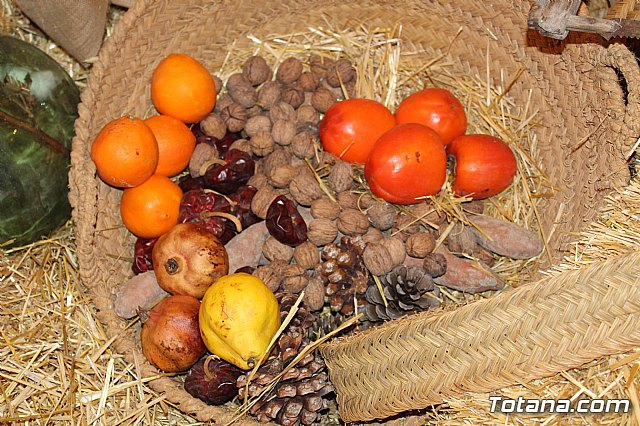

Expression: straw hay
xmin=2 ymin=1 xmax=640 ymax=425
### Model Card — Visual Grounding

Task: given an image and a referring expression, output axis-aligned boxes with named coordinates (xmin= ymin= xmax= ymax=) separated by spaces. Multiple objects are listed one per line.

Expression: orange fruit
xmin=91 ymin=116 xmax=159 ymax=188
xmin=143 ymin=114 xmax=197 ymax=177
xmin=151 ymin=53 xmax=216 ymax=123
xmin=120 ymin=175 xmax=183 ymax=238
xmin=319 ymin=98 xmax=396 ymax=164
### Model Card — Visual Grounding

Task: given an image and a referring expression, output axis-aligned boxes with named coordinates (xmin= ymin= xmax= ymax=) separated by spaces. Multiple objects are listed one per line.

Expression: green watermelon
xmin=0 ymin=35 xmax=80 ymax=248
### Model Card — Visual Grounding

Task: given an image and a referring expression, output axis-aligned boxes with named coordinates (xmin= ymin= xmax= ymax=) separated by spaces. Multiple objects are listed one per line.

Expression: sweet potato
xmin=433 ymin=246 xmax=504 ymax=293
xmin=114 ymin=271 xmax=169 ymax=319
xmin=225 ymin=221 xmax=269 ymax=273
xmin=469 ymin=214 xmax=543 ymax=260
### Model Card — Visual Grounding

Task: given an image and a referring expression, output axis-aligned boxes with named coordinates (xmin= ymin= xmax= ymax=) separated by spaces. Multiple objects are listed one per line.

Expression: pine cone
xmin=237 ymin=293 xmax=334 ymax=426
xmin=316 ymin=236 xmax=370 ymax=317
xmin=364 ymin=265 xmax=441 ymax=322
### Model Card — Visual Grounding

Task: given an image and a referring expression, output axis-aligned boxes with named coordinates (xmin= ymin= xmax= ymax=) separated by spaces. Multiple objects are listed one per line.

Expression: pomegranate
xmin=184 ymin=357 xmax=243 ymax=405
xmin=152 ymin=222 xmax=229 ymax=299
xmin=140 ymin=294 xmax=206 ymax=373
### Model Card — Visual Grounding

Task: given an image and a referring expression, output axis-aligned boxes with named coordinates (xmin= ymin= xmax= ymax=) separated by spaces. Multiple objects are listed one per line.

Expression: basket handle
xmin=595 ymin=43 xmax=640 ymax=155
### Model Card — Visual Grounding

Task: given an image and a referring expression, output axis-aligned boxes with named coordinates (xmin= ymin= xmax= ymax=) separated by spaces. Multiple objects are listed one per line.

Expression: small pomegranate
xmin=152 ymin=222 xmax=229 ymax=299
xmin=140 ymin=294 xmax=206 ymax=373
xmin=184 ymin=356 xmax=243 ymax=405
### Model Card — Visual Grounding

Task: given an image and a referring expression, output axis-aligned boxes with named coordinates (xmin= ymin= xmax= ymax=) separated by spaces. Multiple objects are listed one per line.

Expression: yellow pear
xmin=199 ymin=272 xmax=280 ymax=370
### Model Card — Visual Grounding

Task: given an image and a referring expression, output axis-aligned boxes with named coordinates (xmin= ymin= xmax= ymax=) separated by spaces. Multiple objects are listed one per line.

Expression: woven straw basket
xmin=69 ymin=0 xmax=640 ymax=423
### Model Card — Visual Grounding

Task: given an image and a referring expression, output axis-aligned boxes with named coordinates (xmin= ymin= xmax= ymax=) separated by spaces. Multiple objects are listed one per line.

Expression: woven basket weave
xmin=69 ymin=0 xmax=640 ymax=423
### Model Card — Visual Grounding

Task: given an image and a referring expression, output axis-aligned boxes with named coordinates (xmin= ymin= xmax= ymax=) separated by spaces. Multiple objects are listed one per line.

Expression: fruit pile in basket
xmin=92 ymin=51 xmax=543 ymax=425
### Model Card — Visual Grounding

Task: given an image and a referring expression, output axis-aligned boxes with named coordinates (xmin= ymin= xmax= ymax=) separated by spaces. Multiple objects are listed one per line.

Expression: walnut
xmin=281 ymin=264 xmax=308 ymax=293
xmin=296 ymin=104 xmax=320 ymax=128
xmin=446 ymin=224 xmax=478 ymax=255
xmin=257 ymin=80 xmax=282 ymax=110
xmin=263 ymin=148 xmax=292 ymax=175
xmin=268 ymin=164 xmax=297 ymax=188
xmin=253 ymin=265 xmax=282 ymax=292
xmin=411 ymin=202 xmax=447 ymax=229
xmin=249 ymin=131 xmax=275 ymax=157
xmin=272 ymin=118 xmax=297 ymax=146
xmin=226 ymin=73 xmax=257 ymax=108
xmin=188 ymin=143 xmax=220 ymax=178
xmin=363 ymin=243 xmax=394 ymax=276
xmin=229 ymin=138 xmax=252 ymax=155
xmin=251 ymin=186 xmax=279 ymax=219
xmin=406 ymin=232 xmax=436 ymax=258
xmin=276 ymin=57 xmax=303 ymax=84
xmin=200 ymin=113 xmax=227 ymax=140
xmin=212 ymin=75 xmax=223 ymax=94
xmin=343 ymin=79 xmax=357 ymax=98
xmin=263 ymin=236 xmax=294 ymax=262
xmin=247 ymin=172 xmax=269 ymax=189
xmin=281 ymin=83 xmax=304 ymax=108
xmin=362 ymin=227 xmax=384 ymax=245
xmin=269 ymin=101 xmax=297 ymax=122
xmin=311 ymin=88 xmax=337 ymax=113
xmin=307 ymin=218 xmax=339 ymax=246
xmin=289 ymin=169 xmax=324 ymax=206
xmin=323 ymin=79 xmax=347 ymax=101
xmin=291 ymin=130 xmax=317 ymax=159
xmin=293 ymin=241 xmax=320 ymax=270
xmin=337 ymin=208 xmax=369 ymax=236
xmin=367 ymin=202 xmax=396 ymax=231
xmin=220 ymin=102 xmax=248 ymax=133
xmin=327 ymin=160 xmax=353 ymax=193
xmin=299 ymin=71 xmax=320 ymax=92
xmin=244 ymin=115 xmax=272 ymax=138
xmin=246 ymin=105 xmax=262 ymax=118
xmin=310 ymin=197 xmax=341 ymax=220
xmin=423 ymin=252 xmax=447 ymax=278
xmin=326 ymin=58 xmax=356 ymax=88
xmin=391 ymin=213 xmax=421 ymax=240
xmin=381 ymin=236 xmax=407 ymax=266
xmin=357 ymin=193 xmax=377 ymax=210
xmin=309 ymin=54 xmax=334 ymax=79
xmin=242 ymin=55 xmax=272 ymax=86
xmin=337 ymin=191 xmax=359 ymax=210
xmin=214 ymin=94 xmax=234 ymax=113
xmin=302 ymin=276 xmax=325 ymax=311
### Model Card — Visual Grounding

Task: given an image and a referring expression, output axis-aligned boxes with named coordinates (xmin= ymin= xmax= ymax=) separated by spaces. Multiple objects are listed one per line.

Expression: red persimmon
xmin=364 ymin=123 xmax=447 ymax=205
xmin=395 ymin=88 xmax=467 ymax=145
xmin=448 ymin=134 xmax=517 ymax=200
xmin=319 ymin=98 xmax=396 ymax=164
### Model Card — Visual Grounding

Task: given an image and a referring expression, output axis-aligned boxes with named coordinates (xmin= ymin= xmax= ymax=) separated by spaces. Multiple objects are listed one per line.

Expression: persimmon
xmin=120 ymin=174 xmax=183 ymax=238
xmin=143 ymin=114 xmax=196 ymax=177
xmin=90 ymin=116 xmax=158 ymax=188
xmin=448 ymin=134 xmax=517 ymax=199
xmin=395 ymin=88 xmax=467 ymax=145
xmin=151 ymin=53 xmax=216 ymax=123
xmin=319 ymin=98 xmax=395 ymax=164
xmin=365 ymin=123 xmax=447 ymax=204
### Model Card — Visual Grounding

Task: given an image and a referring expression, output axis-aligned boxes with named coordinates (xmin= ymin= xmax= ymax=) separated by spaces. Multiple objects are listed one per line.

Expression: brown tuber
xmin=140 ymin=294 xmax=206 ymax=373
xmin=114 ymin=271 xmax=169 ymax=319
xmin=469 ymin=215 xmax=544 ymax=259
xmin=433 ymin=246 xmax=504 ymax=293
xmin=152 ymin=223 xmax=229 ymax=299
